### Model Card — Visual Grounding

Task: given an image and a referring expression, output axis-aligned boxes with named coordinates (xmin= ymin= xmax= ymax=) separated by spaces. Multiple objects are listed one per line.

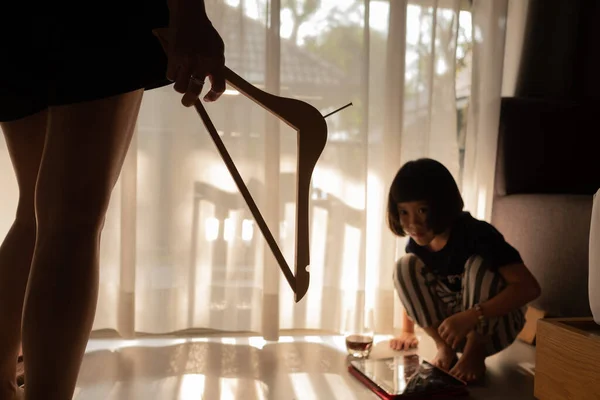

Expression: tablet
xmin=348 ymin=354 xmax=468 ymax=399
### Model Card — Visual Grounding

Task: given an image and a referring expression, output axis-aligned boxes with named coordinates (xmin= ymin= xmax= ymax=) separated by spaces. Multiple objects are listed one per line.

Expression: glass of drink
xmin=344 ymin=308 xmax=374 ymax=358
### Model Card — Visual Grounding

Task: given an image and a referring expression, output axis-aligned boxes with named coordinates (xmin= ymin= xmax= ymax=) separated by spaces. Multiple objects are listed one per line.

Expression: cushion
xmin=491 ymin=193 xmax=593 ymax=317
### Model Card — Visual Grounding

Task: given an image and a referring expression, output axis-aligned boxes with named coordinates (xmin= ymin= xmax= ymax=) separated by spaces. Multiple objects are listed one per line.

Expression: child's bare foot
xmin=450 ymin=351 xmax=486 ymax=382
xmin=432 ymin=344 xmax=456 ymax=371
xmin=450 ymin=334 xmax=487 ymax=382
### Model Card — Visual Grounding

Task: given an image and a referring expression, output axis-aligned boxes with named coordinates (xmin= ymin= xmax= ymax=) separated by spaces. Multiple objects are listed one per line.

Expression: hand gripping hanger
xmin=194 ymin=68 xmax=327 ymax=302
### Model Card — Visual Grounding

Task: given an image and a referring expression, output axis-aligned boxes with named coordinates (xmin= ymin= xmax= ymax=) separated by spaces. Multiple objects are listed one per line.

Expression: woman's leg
xmin=0 ymin=111 xmax=48 ymax=398
xmin=21 ymin=89 xmax=143 ymax=400
xmin=450 ymin=255 xmax=526 ymax=382
xmin=392 ymin=254 xmax=456 ymax=370
xmin=16 ymin=344 xmax=23 ymax=388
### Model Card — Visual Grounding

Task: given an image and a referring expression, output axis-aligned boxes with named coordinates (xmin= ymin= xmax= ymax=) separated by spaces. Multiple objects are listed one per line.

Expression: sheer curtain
xmin=0 ymin=0 xmax=514 ymax=339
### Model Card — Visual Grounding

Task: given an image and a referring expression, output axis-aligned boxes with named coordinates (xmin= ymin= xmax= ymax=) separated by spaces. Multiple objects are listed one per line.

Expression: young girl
xmin=386 ymin=158 xmax=541 ymax=383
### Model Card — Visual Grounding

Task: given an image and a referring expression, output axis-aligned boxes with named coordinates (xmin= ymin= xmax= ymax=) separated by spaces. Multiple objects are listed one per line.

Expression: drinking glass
xmin=344 ymin=308 xmax=374 ymax=358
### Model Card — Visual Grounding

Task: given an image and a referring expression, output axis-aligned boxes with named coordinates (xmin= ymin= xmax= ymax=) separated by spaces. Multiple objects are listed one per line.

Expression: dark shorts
xmin=0 ymin=2 xmax=172 ymax=122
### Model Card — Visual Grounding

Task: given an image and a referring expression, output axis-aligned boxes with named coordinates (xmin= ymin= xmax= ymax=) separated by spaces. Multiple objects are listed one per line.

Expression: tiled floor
xmin=73 ymin=330 xmax=537 ymax=399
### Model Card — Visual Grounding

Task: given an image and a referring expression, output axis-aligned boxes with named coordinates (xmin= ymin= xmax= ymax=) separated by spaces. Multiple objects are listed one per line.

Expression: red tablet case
xmin=347 ymin=355 xmax=469 ymax=399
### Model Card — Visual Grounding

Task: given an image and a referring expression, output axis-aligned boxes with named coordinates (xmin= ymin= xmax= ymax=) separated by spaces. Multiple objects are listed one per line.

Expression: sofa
xmin=491 ymin=97 xmax=600 ymax=318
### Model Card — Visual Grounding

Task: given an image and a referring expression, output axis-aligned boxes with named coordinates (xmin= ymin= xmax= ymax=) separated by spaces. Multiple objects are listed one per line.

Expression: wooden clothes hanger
xmin=151 ymin=28 xmax=350 ymax=302
xmin=194 ymin=67 xmax=327 ymax=303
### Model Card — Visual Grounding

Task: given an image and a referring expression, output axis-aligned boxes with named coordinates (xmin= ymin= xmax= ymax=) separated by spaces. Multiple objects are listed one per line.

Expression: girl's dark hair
xmin=386 ymin=158 xmax=464 ymax=237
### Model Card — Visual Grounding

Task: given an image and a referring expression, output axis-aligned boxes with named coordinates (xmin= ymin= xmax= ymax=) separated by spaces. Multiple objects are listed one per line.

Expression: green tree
xmin=300 ymin=1 xmax=386 ymax=139
xmin=294 ymin=1 xmax=473 ymax=141
xmin=283 ymin=0 xmax=321 ymax=44
xmin=404 ymin=6 xmax=472 ymax=96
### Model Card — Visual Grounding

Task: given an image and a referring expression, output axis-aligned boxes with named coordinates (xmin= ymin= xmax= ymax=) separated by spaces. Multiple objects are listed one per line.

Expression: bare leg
xmin=0 ymin=111 xmax=47 ymax=400
xmin=449 ymin=330 xmax=487 ymax=382
xmin=392 ymin=255 xmax=457 ymax=370
xmin=21 ymin=90 xmax=143 ymax=400
xmin=16 ymin=344 xmax=24 ymax=388
xmin=16 ymin=345 xmax=24 ymax=390
xmin=422 ymin=324 xmax=457 ymax=371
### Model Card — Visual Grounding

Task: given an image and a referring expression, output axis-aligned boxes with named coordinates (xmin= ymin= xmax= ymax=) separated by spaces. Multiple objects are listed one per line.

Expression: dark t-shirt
xmin=405 ymin=212 xmax=522 ymax=292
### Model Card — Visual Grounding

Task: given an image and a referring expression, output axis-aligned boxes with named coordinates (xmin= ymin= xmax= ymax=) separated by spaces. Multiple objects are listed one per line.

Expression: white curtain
xmin=0 ymin=0 xmax=515 ymax=339
xmin=461 ymin=0 xmax=510 ymax=222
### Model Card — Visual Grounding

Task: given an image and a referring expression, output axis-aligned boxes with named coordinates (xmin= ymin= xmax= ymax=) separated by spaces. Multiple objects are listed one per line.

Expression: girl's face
xmin=397 ymin=201 xmax=436 ymax=247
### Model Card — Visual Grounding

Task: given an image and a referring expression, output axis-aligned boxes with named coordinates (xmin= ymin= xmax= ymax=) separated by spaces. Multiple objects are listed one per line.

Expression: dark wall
xmin=496 ymin=1 xmax=599 ymax=318
xmin=581 ymin=0 xmax=600 ymax=98
xmin=515 ymin=0 xmax=600 ymax=100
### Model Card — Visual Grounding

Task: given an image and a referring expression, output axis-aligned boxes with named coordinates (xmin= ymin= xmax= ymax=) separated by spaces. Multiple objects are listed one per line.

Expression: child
xmin=386 ymin=158 xmax=541 ymax=383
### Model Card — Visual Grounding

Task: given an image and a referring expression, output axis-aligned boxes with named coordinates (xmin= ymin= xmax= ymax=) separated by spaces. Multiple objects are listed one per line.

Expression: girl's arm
xmin=476 ymin=263 xmax=541 ymax=318
xmin=438 ymin=262 xmax=540 ymax=349
xmin=402 ymin=307 xmax=415 ymax=332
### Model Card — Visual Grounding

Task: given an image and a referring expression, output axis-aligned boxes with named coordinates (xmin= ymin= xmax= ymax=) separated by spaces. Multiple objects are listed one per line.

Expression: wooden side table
xmin=535 ymin=317 xmax=600 ymax=400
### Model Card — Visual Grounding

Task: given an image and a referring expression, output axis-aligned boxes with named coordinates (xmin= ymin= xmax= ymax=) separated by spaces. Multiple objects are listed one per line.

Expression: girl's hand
xmin=389 ymin=331 xmax=419 ymax=351
xmin=438 ymin=310 xmax=478 ymax=349
xmin=153 ymin=0 xmax=226 ymax=106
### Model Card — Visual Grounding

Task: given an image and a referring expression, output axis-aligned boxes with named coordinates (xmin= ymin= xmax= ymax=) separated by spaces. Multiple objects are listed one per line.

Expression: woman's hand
xmin=437 ymin=310 xmax=478 ymax=350
xmin=389 ymin=331 xmax=419 ymax=351
xmin=153 ymin=0 xmax=226 ymax=106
